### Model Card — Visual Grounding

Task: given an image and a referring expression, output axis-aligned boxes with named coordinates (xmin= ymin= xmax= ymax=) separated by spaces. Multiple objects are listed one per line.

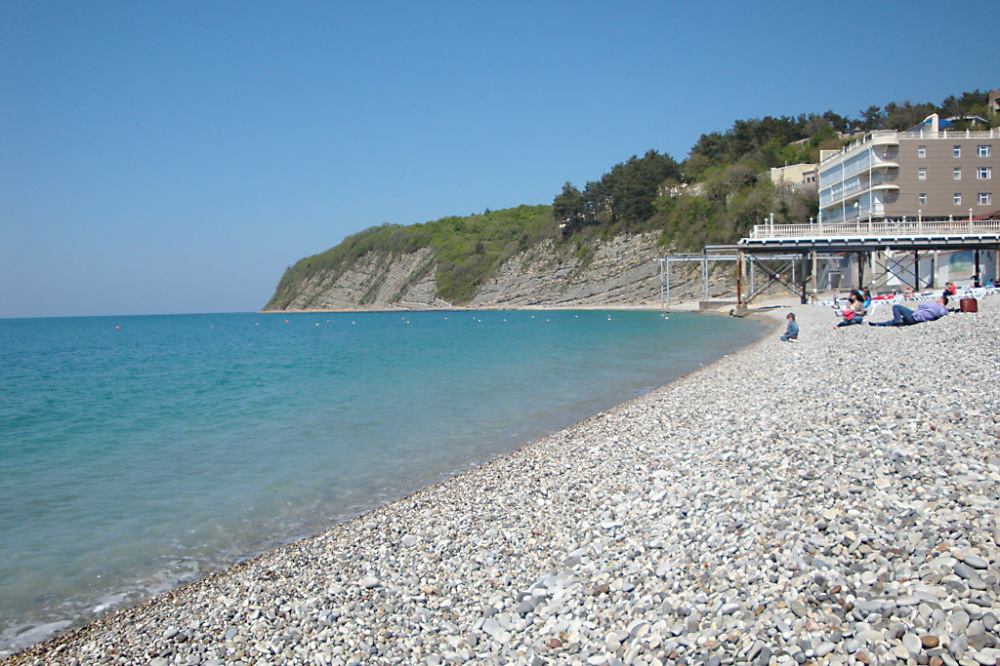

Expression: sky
xmin=2 ymin=1 xmax=998 ymax=318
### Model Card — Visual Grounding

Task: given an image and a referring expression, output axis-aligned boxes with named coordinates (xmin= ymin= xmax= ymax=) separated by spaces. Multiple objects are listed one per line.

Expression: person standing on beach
xmin=781 ymin=313 xmax=799 ymax=342
xmin=869 ymin=293 xmax=949 ymax=327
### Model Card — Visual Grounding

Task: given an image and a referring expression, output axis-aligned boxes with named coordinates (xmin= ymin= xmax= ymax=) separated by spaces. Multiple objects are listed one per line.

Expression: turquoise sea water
xmin=0 ymin=310 xmax=768 ymax=654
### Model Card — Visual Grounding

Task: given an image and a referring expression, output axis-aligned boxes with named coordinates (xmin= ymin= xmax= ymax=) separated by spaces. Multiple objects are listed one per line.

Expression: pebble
xmin=5 ymin=296 xmax=1000 ymax=666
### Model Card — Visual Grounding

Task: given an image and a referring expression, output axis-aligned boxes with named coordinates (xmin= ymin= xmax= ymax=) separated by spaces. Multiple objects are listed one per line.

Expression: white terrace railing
xmin=821 ymin=127 xmax=999 ymax=165
xmin=748 ymin=219 xmax=1000 ymax=240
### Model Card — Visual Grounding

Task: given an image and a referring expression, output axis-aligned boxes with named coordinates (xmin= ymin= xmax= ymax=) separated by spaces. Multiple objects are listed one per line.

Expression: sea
xmin=0 ymin=309 xmax=769 ymax=655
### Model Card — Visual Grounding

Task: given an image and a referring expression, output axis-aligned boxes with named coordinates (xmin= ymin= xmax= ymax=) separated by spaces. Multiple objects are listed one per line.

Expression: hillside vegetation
xmin=266 ymin=89 xmax=998 ymax=309
xmin=267 ymin=205 xmax=555 ymax=309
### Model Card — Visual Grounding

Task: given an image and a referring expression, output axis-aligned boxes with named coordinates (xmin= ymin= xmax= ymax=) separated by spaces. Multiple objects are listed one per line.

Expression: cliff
xmin=263 ymin=233 xmax=732 ymax=311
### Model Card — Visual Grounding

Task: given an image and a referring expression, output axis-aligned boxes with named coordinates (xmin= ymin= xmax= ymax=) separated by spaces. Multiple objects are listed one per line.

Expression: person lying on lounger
xmin=869 ymin=294 xmax=949 ymax=327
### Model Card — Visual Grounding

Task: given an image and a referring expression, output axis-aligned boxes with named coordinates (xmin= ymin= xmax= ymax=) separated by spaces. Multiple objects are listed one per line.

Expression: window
xmin=918 ymin=145 xmax=926 ymax=158
xmin=954 ymin=193 xmax=962 ymax=205
xmin=978 ymin=167 xmax=992 ymax=180
xmin=918 ymin=168 xmax=927 ymax=181
xmin=954 ymin=145 xmax=961 ymax=157
xmin=918 ymin=193 xmax=927 ymax=206
xmin=954 ymin=167 xmax=962 ymax=180
xmin=980 ymin=193 xmax=993 ymax=206
xmin=979 ymin=145 xmax=992 ymax=158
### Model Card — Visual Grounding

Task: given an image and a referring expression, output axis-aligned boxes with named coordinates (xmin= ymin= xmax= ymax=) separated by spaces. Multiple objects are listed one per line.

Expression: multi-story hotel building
xmin=818 ymin=115 xmax=999 ymax=225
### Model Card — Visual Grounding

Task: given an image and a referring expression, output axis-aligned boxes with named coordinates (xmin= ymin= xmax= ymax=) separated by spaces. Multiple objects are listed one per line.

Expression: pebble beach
xmin=5 ymin=296 xmax=1000 ymax=666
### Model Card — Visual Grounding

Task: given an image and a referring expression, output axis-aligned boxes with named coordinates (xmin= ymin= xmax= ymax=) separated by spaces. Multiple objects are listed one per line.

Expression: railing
xmin=748 ymin=219 xmax=1000 ymax=240
xmin=821 ymin=127 xmax=999 ymax=165
xmin=898 ymin=128 xmax=999 ymax=140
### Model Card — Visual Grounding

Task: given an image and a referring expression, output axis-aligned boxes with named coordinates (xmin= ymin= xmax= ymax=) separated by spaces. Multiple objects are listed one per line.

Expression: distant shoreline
xmin=256 ymin=297 xmax=739 ymax=315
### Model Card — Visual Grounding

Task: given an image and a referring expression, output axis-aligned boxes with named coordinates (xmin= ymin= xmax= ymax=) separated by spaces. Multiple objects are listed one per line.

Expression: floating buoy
xmin=115 ymin=325 xmax=120 ymax=330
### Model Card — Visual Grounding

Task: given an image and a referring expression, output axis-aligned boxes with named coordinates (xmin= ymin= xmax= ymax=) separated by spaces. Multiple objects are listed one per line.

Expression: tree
xmin=821 ymin=110 xmax=850 ymax=133
xmin=604 ymin=150 xmax=681 ymax=227
xmin=883 ymin=100 xmax=935 ymax=130
xmin=552 ymin=182 xmax=585 ymax=222
xmin=859 ymin=105 xmax=885 ymax=131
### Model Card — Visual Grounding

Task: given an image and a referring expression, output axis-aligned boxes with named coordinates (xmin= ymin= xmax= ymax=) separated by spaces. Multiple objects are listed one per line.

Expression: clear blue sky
xmin=2 ymin=1 xmax=997 ymax=317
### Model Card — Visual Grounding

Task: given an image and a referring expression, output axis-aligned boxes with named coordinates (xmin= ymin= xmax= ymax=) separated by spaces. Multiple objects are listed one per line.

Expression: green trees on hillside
xmin=428 ymin=206 xmax=554 ymax=302
xmin=553 ymin=150 xmax=680 ymax=236
xmin=553 ymin=119 xmax=826 ymax=252
xmin=864 ymin=90 xmax=996 ymax=131
xmin=683 ymin=113 xmax=846 ymax=180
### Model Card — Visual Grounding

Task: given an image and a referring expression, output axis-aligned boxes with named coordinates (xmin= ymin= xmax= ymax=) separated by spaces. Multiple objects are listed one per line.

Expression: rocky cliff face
xmin=469 ymin=234 xmax=664 ymax=308
xmin=264 ymin=234 xmax=726 ymax=311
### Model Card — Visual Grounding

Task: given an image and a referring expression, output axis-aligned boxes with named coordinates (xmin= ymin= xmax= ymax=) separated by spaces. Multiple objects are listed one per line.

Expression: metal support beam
xmin=812 ymin=250 xmax=818 ymax=294
xmin=741 ymin=254 xmax=802 ymax=305
xmin=658 ymin=249 xmax=839 ymax=309
xmin=736 ymin=249 xmax=744 ymax=307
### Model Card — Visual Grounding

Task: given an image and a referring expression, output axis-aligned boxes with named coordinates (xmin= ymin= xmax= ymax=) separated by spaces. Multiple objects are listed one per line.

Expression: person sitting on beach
xmin=945 ymin=281 xmax=957 ymax=297
xmin=781 ymin=312 xmax=799 ymax=342
xmin=869 ymin=293 xmax=949 ymax=327
xmin=833 ymin=291 xmax=866 ymax=329
xmin=862 ymin=288 xmax=872 ymax=309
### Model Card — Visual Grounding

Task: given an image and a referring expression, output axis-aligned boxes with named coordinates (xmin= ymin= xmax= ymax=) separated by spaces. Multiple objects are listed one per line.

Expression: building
xmin=989 ymin=89 xmax=1000 ymax=115
xmin=769 ymin=163 xmax=818 ymax=191
xmin=818 ymin=114 xmax=999 ymax=225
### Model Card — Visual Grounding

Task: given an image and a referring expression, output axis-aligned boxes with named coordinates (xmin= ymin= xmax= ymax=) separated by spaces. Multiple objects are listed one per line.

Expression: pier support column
xmin=800 ymin=252 xmax=808 ymax=304
xmin=702 ymin=254 xmax=709 ymax=301
xmin=665 ymin=259 xmax=671 ymax=312
xmin=812 ymin=250 xmax=818 ymax=294
xmin=736 ymin=249 xmax=744 ymax=308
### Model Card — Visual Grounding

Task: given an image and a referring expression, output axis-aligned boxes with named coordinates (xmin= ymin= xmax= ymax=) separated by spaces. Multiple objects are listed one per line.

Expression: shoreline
xmin=255 ymin=294 xmax=744 ymax=315
xmin=0 ymin=307 xmax=768 ymax=660
xmin=6 ymin=297 xmax=1000 ymax=665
